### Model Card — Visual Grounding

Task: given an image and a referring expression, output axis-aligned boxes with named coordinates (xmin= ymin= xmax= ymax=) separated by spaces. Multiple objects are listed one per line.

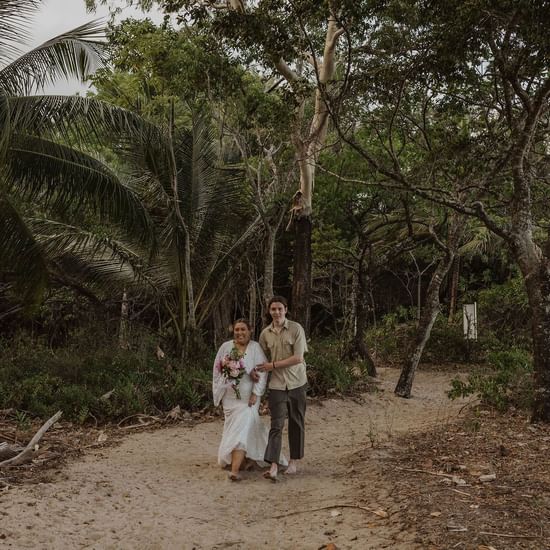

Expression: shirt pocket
xmin=265 ymin=340 xmax=276 ymax=359
xmin=282 ymin=336 xmax=294 ymax=355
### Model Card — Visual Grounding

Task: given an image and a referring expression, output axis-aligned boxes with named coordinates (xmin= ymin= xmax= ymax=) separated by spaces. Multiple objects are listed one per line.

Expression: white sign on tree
xmin=463 ymin=303 xmax=478 ymax=340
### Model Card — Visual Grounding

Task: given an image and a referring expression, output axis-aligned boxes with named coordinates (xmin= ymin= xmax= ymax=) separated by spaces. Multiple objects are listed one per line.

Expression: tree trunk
xmin=291 ymin=215 xmax=312 ymax=334
xmin=514 ymin=241 xmax=550 ymax=422
xmin=249 ymin=261 xmax=257 ymax=334
xmin=286 ymin=14 xmax=343 ymax=336
xmin=118 ymin=288 xmax=129 ymax=349
xmin=447 ymin=257 xmax=460 ymax=322
xmin=212 ymin=303 xmax=223 ymax=350
xmin=263 ymin=226 xmax=275 ymax=307
xmin=344 ymin=268 xmax=376 ymax=376
xmin=527 ymin=263 xmax=550 ymax=422
xmin=395 ymin=253 xmax=454 ymax=397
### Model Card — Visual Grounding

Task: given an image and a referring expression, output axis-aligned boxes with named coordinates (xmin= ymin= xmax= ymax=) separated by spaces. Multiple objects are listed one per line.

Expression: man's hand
xmin=249 ymin=369 xmax=260 ymax=383
xmin=248 ymin=393 xmax=258 ymax=407
xmin=255 ymin=362 xmax=274 ymax=373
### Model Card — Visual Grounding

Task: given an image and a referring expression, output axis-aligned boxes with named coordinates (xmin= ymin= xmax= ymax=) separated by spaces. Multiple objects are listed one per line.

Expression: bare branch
xmin=0 ymin=411 xmax=62 ymax=468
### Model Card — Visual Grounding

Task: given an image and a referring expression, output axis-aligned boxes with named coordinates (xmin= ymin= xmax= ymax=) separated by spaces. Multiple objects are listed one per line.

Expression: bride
xmin=212 ymin=318 xmax=271 ymax=481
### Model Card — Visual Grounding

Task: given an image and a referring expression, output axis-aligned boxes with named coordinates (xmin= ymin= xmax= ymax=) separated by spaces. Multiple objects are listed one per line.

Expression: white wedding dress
xmin=213 ymin=340 xmax=281 ymax=467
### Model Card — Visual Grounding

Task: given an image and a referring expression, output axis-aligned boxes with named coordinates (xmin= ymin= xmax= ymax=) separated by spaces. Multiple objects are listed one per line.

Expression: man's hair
xmin=267 ymin=295 xmax=288 ymax=309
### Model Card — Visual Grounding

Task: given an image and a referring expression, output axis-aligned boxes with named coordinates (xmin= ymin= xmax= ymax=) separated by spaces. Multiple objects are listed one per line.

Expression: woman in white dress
xmin=212 ymin=319 xmax=270 ymax=481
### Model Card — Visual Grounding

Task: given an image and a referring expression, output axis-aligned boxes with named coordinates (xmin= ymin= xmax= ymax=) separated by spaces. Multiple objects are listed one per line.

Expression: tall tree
xmin=330 ymin=1 xmax=550 ymax=421
xmin=88 ymin=0 xmax=366 ymax=332
xmin=90 ymin=18 xmax=285 ymax=350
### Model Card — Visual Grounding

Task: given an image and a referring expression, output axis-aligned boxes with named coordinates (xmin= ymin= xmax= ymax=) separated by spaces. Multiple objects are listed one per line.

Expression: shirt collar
xmin=269 ymin=318 xmax=289 ymax=332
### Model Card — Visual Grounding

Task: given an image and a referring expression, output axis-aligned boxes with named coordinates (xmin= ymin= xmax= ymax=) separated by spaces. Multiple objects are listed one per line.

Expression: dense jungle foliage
xmin=1 ymin=0 xmax=548 ymax=422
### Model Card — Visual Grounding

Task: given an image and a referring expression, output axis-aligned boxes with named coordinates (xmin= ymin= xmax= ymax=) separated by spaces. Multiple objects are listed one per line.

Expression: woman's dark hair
xmin=232 ymin=318 xmax=252 ymax=331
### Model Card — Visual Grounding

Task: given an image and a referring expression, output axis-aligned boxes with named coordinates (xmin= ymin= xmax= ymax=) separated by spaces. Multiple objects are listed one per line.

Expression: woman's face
xmin=233 ymin=322 xmax=251 ymax=344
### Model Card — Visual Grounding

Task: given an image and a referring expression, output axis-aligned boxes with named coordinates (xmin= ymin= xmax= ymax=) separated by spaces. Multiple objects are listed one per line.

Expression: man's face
xmin=269 ymin=302 xmax=287 ymax=323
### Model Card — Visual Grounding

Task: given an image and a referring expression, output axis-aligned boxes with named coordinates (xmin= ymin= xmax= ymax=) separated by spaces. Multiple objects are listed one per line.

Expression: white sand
xmin=0 ymin=368 xmax=469 ymax=549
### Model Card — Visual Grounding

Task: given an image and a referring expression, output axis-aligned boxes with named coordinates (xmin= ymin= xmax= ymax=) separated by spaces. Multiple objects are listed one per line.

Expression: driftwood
xmin=0 ymin=411 xmax=62 ymax=468
xmin=0 ymin=441 xmax=25 ymax=461
xmin=271 ymin=503 xmax=388 ymax=519
xmin=117 ymin=413 xmax=161 ymax=429
xmin=479 ymin=531 xmax=539 ymax=540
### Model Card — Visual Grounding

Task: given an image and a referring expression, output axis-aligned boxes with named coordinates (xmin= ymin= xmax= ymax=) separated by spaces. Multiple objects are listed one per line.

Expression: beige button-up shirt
xmin=259 ymin=319 xmax=308 ymax=390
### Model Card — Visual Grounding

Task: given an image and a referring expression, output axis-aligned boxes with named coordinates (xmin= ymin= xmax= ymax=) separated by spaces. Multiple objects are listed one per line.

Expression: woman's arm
xmin=212 ymin=342 xmax=229 ymax=406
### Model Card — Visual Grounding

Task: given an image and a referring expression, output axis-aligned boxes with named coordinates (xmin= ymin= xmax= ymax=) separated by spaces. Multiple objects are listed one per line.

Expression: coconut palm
xmin=0 ymin=0 xmax=155 ymax=304
xmin=124 ymin=111 xmax=257 ymax=354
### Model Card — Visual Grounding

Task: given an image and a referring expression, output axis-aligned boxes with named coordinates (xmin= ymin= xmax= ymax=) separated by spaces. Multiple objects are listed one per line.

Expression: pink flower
xmin=230 ymin=366 xmax=240 ymax=378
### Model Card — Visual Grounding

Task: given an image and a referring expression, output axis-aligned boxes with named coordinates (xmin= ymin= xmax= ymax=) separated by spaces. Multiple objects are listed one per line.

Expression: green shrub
xmin=466 ymin=275 xmax=531 ymax=349
xmin=306 ymin=340 xmax=369 ymax=396
xmin=0 ymin=329 xmax=214 ymax=422
xmin=447 ymin=348 xmax=533 ymax=411
xmin=366 ymin=320 xmax=415 ymax=365
xmin=422 ymin=316 xmax=501 ymax=363
xmin=0 ymin=328 xmax=372 ymax=422
xmin=163 ymin=367 xmax=212 ymax=410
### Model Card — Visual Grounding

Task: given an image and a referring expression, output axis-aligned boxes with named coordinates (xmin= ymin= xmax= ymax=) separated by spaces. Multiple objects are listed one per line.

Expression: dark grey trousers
xmin=264 ymin=384 xmax=307 ymax=464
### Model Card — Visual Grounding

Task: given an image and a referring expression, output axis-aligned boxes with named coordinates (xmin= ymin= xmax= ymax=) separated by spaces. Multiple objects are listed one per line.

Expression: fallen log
xmin=0 ymin=441 xmax=25 ymax=461
xmin=0 ymin=411 xmax=62 ymax=468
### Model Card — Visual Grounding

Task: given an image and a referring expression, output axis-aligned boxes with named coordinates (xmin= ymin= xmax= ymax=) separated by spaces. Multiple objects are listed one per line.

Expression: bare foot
xmin=284 ymin=460 xmax=298 ymax=475
xmin=263 ymin=463 xmax=278 ymax=481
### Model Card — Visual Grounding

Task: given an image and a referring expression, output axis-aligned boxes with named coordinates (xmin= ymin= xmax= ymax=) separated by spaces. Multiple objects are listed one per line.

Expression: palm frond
xmin=459 ymin=224 xmax=501 ymax=257
xmin=0 ymin=0 xmax=41 ymax=65
xmin=0 ymin=90 xmax=10 ymax=160
xmin=0 ymin=192 xmax=48 ymax=303
xmin=174 ymin=117 xmax=247 ymax=249
xmin=5 ymin=134 xmax=153 ymax=240
xmin=0 ymin=19 xmax=107 ymax=95
xmin=8 ymin=95 xmax=165 ymax=150
xmin=29 ymin=217 xmax=151 ymax=287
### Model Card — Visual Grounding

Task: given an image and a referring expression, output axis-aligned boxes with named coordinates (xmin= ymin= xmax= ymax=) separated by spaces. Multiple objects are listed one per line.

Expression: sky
xmin=27 ymin=0 xmax=166 ymax=95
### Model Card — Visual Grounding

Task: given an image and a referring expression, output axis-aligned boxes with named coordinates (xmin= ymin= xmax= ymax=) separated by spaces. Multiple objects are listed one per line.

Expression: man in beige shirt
xmin=256 ymin=295 xmax=308 ymax=480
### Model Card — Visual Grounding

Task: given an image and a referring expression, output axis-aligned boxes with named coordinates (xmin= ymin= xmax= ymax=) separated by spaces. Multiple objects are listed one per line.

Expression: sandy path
xmin=0 ymin=368 xmax=469 ymax=549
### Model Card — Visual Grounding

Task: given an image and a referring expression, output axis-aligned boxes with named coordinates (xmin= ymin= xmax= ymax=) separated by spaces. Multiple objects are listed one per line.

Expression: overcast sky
xmin=28 ymin=0 xmax=166 ymax=95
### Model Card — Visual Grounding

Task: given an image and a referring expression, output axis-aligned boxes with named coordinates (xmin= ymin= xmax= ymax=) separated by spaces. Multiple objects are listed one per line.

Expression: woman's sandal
xmin=229 ymin=473 xmax=242 ymax=482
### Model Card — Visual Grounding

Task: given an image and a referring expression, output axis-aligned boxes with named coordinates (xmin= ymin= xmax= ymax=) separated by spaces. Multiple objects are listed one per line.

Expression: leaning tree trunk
xmin=395 ymin=253 xmax=455 ymax=398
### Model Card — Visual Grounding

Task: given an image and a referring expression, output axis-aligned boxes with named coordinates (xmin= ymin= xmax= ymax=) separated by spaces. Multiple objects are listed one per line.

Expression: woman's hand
xmin=248 ymin=393 xmax=258 ymax=407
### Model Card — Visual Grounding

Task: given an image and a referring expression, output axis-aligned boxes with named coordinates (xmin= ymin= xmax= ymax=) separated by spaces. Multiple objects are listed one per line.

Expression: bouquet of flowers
xmin=217 ymin=346 xmax=246 ymax=399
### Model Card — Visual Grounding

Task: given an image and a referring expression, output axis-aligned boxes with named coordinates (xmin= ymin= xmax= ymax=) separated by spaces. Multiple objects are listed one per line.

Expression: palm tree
xmin=126 ymin=109 xmax=256 ymax=355
xmin=0 ymin=0 xmax=155 ymax=304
